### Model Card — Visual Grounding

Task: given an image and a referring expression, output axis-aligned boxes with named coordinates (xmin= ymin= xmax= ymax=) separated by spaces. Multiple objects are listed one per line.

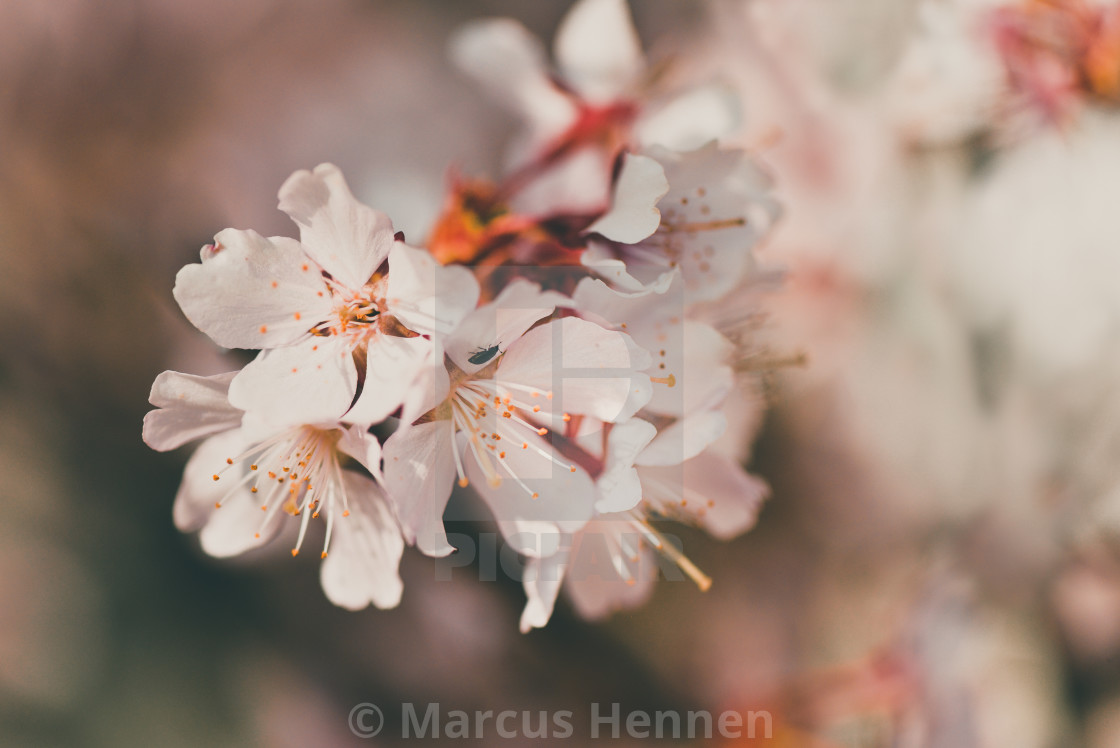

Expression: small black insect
xmin=468 ymin=343 xmax=501 ymax=365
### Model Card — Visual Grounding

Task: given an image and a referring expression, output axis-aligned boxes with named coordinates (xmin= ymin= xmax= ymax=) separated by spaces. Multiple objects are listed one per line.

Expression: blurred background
xmin=4 ymin=0 xmax=1120 ymax=745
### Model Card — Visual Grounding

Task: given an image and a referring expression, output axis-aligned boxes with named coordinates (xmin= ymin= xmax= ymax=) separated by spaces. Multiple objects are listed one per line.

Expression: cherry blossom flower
xmin=520 ymin=424 xmax=769 ymax=632
xmin=142 ymin=369 xmax=404 ymax=611
xmin=513 ymin=271 xmax=768 ymax=630
xmin=173 ymin=163 xmax=478 ymax=428
xmin=382 ymin=281 xmax=653 ymax=559
xmin=583 ymin=144 xmax=780 ymax=304
xmin=449 ymin=0 xmax=740 ymax=217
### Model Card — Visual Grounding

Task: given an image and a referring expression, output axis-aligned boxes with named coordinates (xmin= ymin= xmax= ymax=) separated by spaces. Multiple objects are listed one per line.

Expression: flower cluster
xmin=143 ymin=0 xmax=780 ymax=629
xmin=991 ymin=0 xmax=1120 ymax=124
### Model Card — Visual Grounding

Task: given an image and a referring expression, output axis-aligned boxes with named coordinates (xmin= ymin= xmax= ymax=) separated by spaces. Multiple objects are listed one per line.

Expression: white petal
xmin=584 ymin=153 xmax=668 ymax=243
xmin=642 ymin=320 xmax=734 ymax=417
xmin=173 ymin=229 xmax=332 ymax=350
xmin=572 ymin=275 xmax=733 ymax=416
xmin=496 ymin=317 xmax=652 ymax=423
xmin=227 ymin=337 xmax=357 ymax=428
xmin=178 ymin=429 xmax=286 ymax=558
xmin=596 ymin=418 xmax=657 ymax=512
xmin=398 ymin=348 xmax=451 ymax=429
xmin=466 ymin=443 xmax=595 ymax=558
xmin=337 ymin=424 xmax=382 ymax=480
xmin=449 ymin=18 xmax=577 ymax=139
xmin=520 ymin=551 xmax=570 ymax=633
xmin=199 ymin=489 xmax=286 ymax=559
xmin=172 ymin=429 xmax=249 ymax=533
xmin=382 ymin=420 xmax=458 ymax=557
xmin=646 ymin=143 xmax=780 ymax=304
xmin=683 ymin=452 xmax=768 ymax=539
xmin=278 ymin=163 xmax=395 ymax=291
xmin=636 ymin=83 xmax=741 ymax=151
xmin=636 ymin=410 xmax=727 ymax=467
xmin=345 ymin=335 xmax=434 ymax=426
xmin=320 ymin=471 xmax=405 ymax=610
xmin=639 ymin=452 xmax=768 ymax=540
xmin=445 ymin=279 xmax=566 ymax=374
xmin=580 ymin=239 xmax=676 ymax=293
xmin=143 ymin=370 xmax=241 ymax=452
xmin=554 ymin=0 xmax=644 ymax=102
xmin=385 ymin=243 xmax=480 ymax=336
xmin=565 ymin=520 xmax=658 ymax=618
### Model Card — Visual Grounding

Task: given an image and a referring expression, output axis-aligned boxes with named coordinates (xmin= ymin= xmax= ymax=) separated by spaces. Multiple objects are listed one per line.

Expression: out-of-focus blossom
xmin=449 ymin=0 xmax=739 ymax=216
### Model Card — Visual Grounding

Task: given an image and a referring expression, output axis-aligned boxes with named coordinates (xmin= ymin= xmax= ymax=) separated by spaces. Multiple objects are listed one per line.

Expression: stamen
xmin=660 ymin=217 xmax=745 ymax=233
xmin=634 ymin=519 xmax=711 ymax=591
